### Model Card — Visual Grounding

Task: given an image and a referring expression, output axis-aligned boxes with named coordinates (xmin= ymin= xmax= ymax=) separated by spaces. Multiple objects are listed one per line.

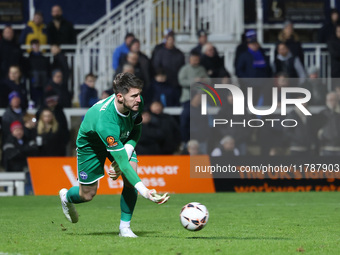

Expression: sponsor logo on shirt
xmin=106 ymin=136 xmax=118 ymax=147
xmin=120 ymin=131 xmax=130 ymax=140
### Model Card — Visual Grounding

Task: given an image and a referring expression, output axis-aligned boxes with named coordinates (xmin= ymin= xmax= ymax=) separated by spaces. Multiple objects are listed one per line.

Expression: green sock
xmin=120 ymin=186 xmax=138 ymax=222
xmin=66 ymin=186 xmax=83 ymax=204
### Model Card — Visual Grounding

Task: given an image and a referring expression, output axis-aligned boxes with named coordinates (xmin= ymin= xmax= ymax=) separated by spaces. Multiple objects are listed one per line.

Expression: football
xmin=180 ymin=202 xmax=209 ymax=231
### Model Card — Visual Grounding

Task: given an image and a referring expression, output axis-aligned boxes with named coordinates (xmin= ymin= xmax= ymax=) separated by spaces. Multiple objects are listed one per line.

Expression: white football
xmin=180 ymin=202 xmax=209 ymax=231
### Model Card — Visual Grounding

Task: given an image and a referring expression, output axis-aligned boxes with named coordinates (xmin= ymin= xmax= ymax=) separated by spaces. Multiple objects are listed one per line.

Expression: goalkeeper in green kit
xmin=59 ymin=72 xmax=170 ymax=237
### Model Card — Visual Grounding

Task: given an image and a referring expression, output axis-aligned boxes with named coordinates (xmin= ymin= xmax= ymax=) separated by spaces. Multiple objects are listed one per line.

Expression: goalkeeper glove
xmin=147 ymin=189 xmax=170 ymax=204
xmin=134 ymin=182 xmax=170 ymax=204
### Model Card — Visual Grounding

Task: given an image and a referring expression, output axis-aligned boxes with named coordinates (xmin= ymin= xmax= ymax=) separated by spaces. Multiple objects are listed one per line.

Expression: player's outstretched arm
xmin=111 ymin=149 xmax=170 ymax=204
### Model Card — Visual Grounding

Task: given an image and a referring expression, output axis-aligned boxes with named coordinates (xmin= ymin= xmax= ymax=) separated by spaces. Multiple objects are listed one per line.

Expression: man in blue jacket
xmin=112 ymin=33 xmax=135 ymax=70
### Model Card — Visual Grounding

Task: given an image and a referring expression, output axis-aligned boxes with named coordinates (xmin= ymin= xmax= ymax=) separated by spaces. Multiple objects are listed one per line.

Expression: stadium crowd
xmin=1 ymin=5 xmax=340 ymax=190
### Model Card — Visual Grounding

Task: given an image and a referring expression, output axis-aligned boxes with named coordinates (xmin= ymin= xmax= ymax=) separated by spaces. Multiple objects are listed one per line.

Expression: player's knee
xmin=81 ymin=192 xmax=96 ymax=202
xmin=79 ymin=182 xmax=98 ymax=202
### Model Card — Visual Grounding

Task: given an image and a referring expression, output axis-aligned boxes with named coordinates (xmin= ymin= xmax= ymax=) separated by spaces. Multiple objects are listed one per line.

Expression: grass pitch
xmin=0 ymin=192 xmax=339 ymax=255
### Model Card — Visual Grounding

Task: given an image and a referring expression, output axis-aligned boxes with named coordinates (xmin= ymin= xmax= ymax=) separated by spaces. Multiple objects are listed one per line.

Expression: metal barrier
xmin=0 ymin=172 xmax=26 ymax=196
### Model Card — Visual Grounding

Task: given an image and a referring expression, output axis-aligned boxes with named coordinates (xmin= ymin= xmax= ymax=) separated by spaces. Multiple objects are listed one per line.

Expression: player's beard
xmin=122 ymin=99 xmax=139 ymax=112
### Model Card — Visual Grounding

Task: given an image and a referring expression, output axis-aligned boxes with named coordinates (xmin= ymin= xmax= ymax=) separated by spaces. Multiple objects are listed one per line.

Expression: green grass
xmin=0 ymin=193 xmax=340 ymax=255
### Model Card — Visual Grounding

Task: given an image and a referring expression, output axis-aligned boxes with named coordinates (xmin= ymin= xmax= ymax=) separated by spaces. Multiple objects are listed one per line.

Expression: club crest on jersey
xmin=79 ymin=171 xmax=88 ymax=180
xmin=106 ymin=136 xmax=118 ymax=147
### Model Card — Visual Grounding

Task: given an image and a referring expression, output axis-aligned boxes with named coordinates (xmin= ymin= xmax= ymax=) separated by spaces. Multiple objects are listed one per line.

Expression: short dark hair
xmin=113 ymin=72 xmax=143 ymax=95
xmin=190 ymin=50 xmax=201 ymax=57
xmin=34 ymin=11 xmax=43 ymax=18
xmin=30 ymin=39 xmax=39 ymax=45
xmin=51 ymin=43 xmax=61 ymax=48
xmin=125 ymin=33 xmax=135 ymax=40
xmin=128 ymin=38 xmax=140 ymax=49
xmin=331 ymin=8 xmax=339 ymax=15
xmin=85 ymin=73 xmax=96 ymax=80
xmin=278 ymin=42 xmax=288 ymax=48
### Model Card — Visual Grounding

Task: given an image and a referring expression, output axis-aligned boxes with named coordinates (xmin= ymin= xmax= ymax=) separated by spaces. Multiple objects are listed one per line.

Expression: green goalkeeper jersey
xmin=76 ymin=94 xmax=143 ymax=185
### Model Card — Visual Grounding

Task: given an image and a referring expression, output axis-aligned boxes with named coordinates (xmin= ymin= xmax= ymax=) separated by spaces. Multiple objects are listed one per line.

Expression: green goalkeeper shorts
xmin=77 ymin=149 xmax=138 ymax=184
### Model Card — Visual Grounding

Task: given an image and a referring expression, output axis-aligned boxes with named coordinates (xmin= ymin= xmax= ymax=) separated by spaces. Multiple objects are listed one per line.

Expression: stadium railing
xmin=0 ymin=172 xmax=26 ymax=196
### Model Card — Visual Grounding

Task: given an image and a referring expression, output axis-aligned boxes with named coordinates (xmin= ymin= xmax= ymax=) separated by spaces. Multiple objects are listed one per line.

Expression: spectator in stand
xmin=1 ymin=92 xmax=25 ymax=140
xmin=284 ymin=98 xmax=315 ymax=156
xmin=186 ymin=140 xmax=201 ymax=155
xmin=211 ymin=136 xmax=240 ymax=157
xmin=301 ymin=66 xmax=327 ymax=105
xmin=178 ymin=51 xmax=209 ymax=104
xmin=45 ymin=70 xmax=72 ymax=108
xmin=2 ymin=120 xmax=38 ymax=194
xmin=51 ymin=44 xmax=70 ymax=86
xmin=125 ymin=38 xmax=151 ymax=86
xmin=121 ymin=38 xmax=152 ymax=102
xmin=101 ymin=88 xmax=113 ymax=99
xmin=180 ymin=90 xmax=209 ymax=153
xmin=135 ymin=111 xmax=164 ymax=155
xmin=0 ymin=26 xmax=23 ymax=80
xmin=23 ymin=112 xmax=37 ymax=140
xmin=116 ymin=64 xmax=134 ymax=75
xmin=19 ymin=11 xmax=47 ymax=52
xmin=276 ymin=20 xmax=304 ymax=66
xmin=112 ymin=33 xmax=135 ymax=70
xmin=36 ymin=88 xmax=69 ymax=156
xmin=318 ymin=8 xmax=339 ymax=43
xmin=27 ymin=39 xmax=50 ymax=107
xmin=317 ymin=92 xmax=340 ymax=156
xmin=235 ymin=30 xmax=267 ymax=72
xmin=327 ymin=24 xmax=340 ymax=82
xmin=79 ymin=73 xmax=98 ymax=108
xmin=115 ymin=52 xmax=145 ymax=82
xmin=258 ymin=72 xmax=290 ymax=107
xmin=215 ymin=91 xmax=250 ymax=155
xmin=191 ymin=29 xmax=209 ymax=56
xmin=151 ymin=28 xmax=173 ymax=64
xmin=2 ymin=66 xmax=28 ymax=109
xmin=236 ymin=34 xmax=271 ymax=103
xmin=257 ymin=73 xmax=290 ymax=155
xmin=273 ymin=42 xmax=306 ymax=85
xmin=201 ymin=42 xmax=231 ymax=80
xmin=152 ymin=32 xmax=185 ymax=104
xmin=36 ymin=108 xmax=65 ymax=156
xmin=151 ymin=68 xmax=178 ymax=107
xmin=149 ymin=101 xmax=181 ymax=154
xmin=234 ymin=31 xmax=247 ymax=70
xmin=47 ymin=5 xmax=76 ymax=45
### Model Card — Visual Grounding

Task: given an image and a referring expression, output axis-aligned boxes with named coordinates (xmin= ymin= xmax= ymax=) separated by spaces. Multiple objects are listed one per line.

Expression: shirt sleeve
xmin=97 ymin=119 xmax=124 ymax=152
xmin=97 ymin=117 xmax=141 ymax=186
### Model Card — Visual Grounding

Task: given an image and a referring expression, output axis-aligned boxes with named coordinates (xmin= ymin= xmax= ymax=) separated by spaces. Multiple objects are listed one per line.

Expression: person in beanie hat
xmin=234 ymin=30 xmax=266 ymax=70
